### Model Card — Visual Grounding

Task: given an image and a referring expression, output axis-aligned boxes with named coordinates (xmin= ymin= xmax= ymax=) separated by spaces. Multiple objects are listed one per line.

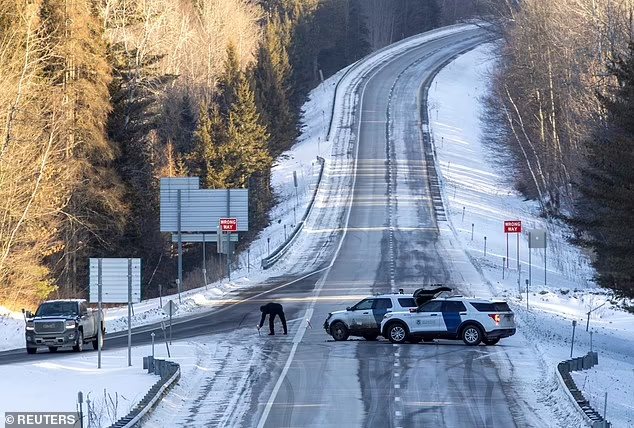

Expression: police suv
xmin=323 ymin=287 xmax=451 ymax=341
xmin=380 ymin=296 xmax=516 ymax=346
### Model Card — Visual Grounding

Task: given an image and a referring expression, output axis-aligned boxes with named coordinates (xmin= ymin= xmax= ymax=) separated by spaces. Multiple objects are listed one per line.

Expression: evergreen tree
xmin=220 ymin=74 xmax=272 ymax=188
xmin=396 ymin=0 xmax=441 ymax=39
xmin=189 ymin=102 xmax=214 ymax=179
xmin=209 ymin=71 xmax=273 ymax=230
xmin=188 ymin=102 xmax=227 ymax=189
xmin=254 ymin=15 xmax=297 ymax=157
xmin=288 ymin=1 xmax=322 ymax=105
xmin=573 ymin=43 xmax=634 ymax=297
xmin=217 ymin=43 xmax=242 ymax=118
xmin=343 ymin=0 xmax=371 ymax=64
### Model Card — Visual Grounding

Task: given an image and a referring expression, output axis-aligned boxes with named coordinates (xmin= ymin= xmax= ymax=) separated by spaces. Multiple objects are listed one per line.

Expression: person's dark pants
xmin=269 ymin=312 xmax=288 ymax=334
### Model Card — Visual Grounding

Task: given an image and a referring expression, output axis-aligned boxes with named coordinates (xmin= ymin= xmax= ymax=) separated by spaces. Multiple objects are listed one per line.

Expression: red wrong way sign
xmin=504 ymin=220 xmax=522 ymax=233
xmin=220 ymin=218 xmax=237 ymax=231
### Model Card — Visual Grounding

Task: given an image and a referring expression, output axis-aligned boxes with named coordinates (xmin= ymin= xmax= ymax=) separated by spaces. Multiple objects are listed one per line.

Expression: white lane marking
xmin=395 ymin=384 xmax=400 ymax=389
xmin=395 ymin=411 xmax=402 ymax=417
xmin=123 ymin=266 xmax=332 ymax=337
xmin=257 ymin=47 xmax=382 ymax=428
xmin=395 ymin=397 xmax=401 ymax=402
xmin=394 ymin=352 xmax=400 ymax=357
xmin=394 ymin=362 xmax=399 ymax=367
xmin=257 ymin=306 xmax=319 ymax=427
xmin=395 ymin=373 xmax=400 ymax=377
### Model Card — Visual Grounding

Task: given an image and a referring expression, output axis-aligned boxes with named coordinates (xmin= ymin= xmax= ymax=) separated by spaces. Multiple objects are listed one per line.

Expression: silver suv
xmin=323 ymin=286 xmax=451 ymax=341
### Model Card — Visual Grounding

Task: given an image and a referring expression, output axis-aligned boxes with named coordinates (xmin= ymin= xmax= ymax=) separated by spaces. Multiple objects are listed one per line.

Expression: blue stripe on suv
xmin=373 ymin=308 xmax=389 ymax=326
xmin=442 ymin=312 xmax=462 ymax=333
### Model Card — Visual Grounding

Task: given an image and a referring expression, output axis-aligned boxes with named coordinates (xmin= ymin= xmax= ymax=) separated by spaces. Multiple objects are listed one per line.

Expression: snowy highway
xmin=243 ymin=27 xmax=533 ymax=428
xmin=3 ymin=23 xmax=633 ymax=428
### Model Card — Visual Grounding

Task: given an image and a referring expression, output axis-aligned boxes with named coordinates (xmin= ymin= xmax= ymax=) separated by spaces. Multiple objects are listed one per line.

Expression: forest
xmin=482 ymin=0 xmax=634 ymax=297
xmin=3 ymin=0 xmax=632 ymax=310
xmin=0 ymin=0 xmax=458 ymax=309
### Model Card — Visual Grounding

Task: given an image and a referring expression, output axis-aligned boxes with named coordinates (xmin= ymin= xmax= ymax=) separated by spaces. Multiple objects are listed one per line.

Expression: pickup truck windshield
xmin=35 ymin=302 xmax=79 ymax=317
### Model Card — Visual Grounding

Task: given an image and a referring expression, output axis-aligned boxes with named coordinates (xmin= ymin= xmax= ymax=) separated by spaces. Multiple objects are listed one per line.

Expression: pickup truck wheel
xmin=26 ymin=347 xmax=36 ymax=355
xmin=387 ymin=323 xmax=408 ymax=344
xmin=73 ymin=331 xmax=84 ymax=352
xmin=330 ymin=322 xmax=349 ymax=341
xmin=92 ymin=330 xmax=104 ymax=350
xmin=48 ymin=346 xmax=58 ymax=353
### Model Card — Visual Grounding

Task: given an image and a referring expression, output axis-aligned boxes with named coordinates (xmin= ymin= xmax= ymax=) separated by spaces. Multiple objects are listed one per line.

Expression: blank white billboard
xmin=160 ymin=185 xmax=248 ymax=232
xmin=89 ymin=258 xmax=141 ymax=303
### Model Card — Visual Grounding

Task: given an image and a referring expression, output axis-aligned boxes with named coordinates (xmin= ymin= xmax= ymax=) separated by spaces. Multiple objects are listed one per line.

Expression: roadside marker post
xmin=571 ymin=320 xmax=577 ymax=358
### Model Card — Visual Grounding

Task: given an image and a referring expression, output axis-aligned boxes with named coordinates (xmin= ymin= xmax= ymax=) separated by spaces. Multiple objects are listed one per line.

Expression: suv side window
xmin=373 ymin=299 xmax=393 ymax=310
xmin=397 ymin=298 xmax=417 ymax=308
xmin=470 ymin=302 xmax=511 ymax=312
xmin=354 ymin=299 xmax=374 ymax=311
xmin=442 ymin=301 xmax=467 ymax=313
xmin=419 ymin=301 xmax=443 ymax=312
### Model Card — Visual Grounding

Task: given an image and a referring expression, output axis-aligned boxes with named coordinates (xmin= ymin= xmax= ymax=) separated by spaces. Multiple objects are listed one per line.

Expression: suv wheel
xmin=461 ymin=325 xmax=482 ymax=346
xmin=73 ymin=331 xmax=84 ymax=352
xmin=330 ymin=322 xmax=349 ymax=341
xmin=483 ymin=337 xmax=500 ymax=346
xmin=387 ymin=323 xmax=408 ymax=344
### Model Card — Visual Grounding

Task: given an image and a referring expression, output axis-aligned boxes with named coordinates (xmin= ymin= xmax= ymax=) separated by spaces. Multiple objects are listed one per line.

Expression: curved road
xmin=242 ymin=27 xmax=524 ymax=428
xmin=0 ymin=26 xmax=536 ymax=428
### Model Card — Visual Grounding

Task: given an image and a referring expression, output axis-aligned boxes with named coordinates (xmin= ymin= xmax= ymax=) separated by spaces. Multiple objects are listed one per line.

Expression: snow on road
xmin=1 ymin=25 xmax=633 ymax=427
xmin=429 ymin=42 xmax=634 ymax=427
xmin=142 ymin=331 xmax=270 ymax=428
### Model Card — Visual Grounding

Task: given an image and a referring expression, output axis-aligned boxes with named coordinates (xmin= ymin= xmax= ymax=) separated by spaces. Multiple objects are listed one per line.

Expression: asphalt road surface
xmin=0 ymin=26 xmax=534 ymax=428
xmin=242 ymin=27 xmax=525 ymax=428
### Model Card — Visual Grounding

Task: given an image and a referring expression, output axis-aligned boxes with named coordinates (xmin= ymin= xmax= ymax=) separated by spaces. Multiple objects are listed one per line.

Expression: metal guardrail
xmin=261 ymin=156 xmax=325 ymax=269
xmin=556 ymin=352 xmax=611 ymax=428
xmin=260 ymin=50 xmax=364 ymax=271
xmin=107 ymin=358 xmax=180 ymax=428
xmin=261 ymin=24 xmax=481 ymax=270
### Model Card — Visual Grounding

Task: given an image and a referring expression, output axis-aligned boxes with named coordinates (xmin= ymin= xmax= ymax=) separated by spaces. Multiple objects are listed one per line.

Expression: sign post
xmin=163 ymin=300 xmax=177 ymax=345
xmin=504 ymin=220 xmax=522 ymax=270
xmin=89 ymin=258 xmax=141 ymax=369
xmin=127 ymin=258 xmax=132 ymax=367
xmin=528 ymin=229 xmax=547 ymax=285
xmin=97 ymin=259 xmax=102 ymax=369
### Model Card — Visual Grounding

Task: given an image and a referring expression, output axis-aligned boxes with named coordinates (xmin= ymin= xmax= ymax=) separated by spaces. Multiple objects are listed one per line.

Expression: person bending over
xmin=258 ymin=302 xmax=287 ymax=335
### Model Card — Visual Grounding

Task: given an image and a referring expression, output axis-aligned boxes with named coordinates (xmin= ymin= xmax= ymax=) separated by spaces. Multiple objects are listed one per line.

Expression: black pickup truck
xmin=23 ymin=299 xmax=105 ymax=354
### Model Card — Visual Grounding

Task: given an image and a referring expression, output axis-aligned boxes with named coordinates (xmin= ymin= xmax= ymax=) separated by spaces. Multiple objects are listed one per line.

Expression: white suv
xmin=380 ymin=296 xmax=516 ymax=345
xmin=324 ymin=287 xmax=451 ymax=341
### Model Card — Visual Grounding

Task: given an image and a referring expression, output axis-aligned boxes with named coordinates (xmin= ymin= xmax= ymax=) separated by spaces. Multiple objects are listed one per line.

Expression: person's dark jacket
xmin=259 ymin=302 xmax=284 ymax=327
